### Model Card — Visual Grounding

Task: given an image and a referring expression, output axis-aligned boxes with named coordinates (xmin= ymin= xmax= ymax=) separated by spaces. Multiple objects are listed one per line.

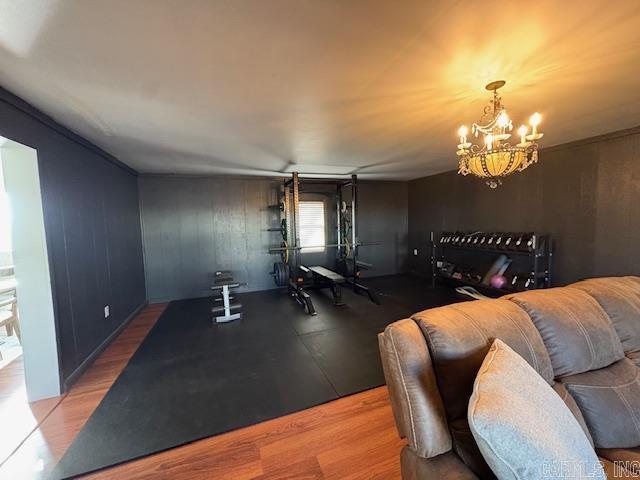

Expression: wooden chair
xmin=0 ymin=265 xmax=14 ymax=277
xmin=0 ymin=292 xmax=20 ymax=344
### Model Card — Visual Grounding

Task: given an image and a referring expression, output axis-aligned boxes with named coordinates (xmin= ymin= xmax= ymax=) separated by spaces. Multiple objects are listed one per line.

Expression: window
xmin=299 ymin=201 xmax=325 ymax=253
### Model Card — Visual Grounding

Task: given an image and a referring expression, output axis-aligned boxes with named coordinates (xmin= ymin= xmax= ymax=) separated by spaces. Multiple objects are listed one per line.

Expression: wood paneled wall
xmin=140 ymin=176 xmax=279 ymax=302
xmin=408 ymin=127 xmax=640 ymax=285
xmin=0 ymin=87 xmax=146 ymax=386
xmin=139 ymin=176 xmax=408 ymax=302
xmin=358 ymin=181 xmax=409 ymax=277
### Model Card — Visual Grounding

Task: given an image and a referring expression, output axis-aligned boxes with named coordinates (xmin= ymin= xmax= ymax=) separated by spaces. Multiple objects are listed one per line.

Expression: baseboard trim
xmin=63 ymin=301 xmax=148 ymax=391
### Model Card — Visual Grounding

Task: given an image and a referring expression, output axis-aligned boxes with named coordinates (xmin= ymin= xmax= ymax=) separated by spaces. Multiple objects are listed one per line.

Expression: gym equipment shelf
xmin=430 ymin=231 xmax=553 ymax=296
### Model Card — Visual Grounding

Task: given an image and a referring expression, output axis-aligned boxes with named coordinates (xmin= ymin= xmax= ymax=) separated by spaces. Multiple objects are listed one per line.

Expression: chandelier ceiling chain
xmin=456 ymin=81 xmax=543 ymax=188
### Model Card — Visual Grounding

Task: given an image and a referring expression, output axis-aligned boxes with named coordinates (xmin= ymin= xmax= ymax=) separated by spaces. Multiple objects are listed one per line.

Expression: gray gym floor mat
xmin=52 ymin=274 xmax=462 ymax=479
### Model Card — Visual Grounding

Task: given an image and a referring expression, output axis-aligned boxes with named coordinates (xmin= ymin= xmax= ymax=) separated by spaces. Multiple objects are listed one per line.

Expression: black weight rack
xmin=430 ymin=231 xmax=553 ymax=296
xmin=266 ymin=172 xmax=380 ymax=315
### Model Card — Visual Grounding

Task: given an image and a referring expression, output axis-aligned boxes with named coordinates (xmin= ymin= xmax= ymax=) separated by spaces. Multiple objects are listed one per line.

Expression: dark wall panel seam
xmin=59 ymin=194 xmax=80 ymax=369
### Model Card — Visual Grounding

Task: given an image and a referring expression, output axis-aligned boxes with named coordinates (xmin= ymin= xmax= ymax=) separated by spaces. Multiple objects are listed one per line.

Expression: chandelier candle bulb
xmin=497 ymin=111 xmax=510 ymax=130
xmin=529 ymin=112 xmax=541 ymax=127
xmin=485 ymin=134 xmax=494 ymax=150
xmin=528 ymin=112 xmax=542 ymax=137
xmin=458 ymin=125 xmax=469 ymax=145
xmin=518 ymin=125 xmax=529 ymax=146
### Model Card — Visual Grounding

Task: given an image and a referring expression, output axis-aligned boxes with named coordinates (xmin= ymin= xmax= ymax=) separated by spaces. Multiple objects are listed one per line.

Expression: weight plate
xmin=279 ymin=241 xmax=289 ymax=264
xmin=274 ymin=262 xmax=289 ymax=287
xmin=274 ymin=262 xmax=282 ymax=286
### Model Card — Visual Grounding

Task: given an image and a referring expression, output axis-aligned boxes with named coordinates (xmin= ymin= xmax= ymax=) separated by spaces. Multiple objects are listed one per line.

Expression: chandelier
xmin=456 ymin=80 xmax=543 ymax=188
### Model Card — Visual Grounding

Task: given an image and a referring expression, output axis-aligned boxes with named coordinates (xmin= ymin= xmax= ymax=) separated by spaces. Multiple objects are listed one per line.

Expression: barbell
xmin=268 ymin=241 xmax=381 ymax=253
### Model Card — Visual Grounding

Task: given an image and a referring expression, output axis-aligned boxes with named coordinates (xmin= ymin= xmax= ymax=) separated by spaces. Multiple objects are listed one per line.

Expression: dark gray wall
xmin=139 ymin=176 xmax=408 ymax=303
xmin=140 ymin=176 xmax=278 ymax=302
xmin=0 ymin=87 xmax=146 ymax=386
xmin=358 ymin=181 xmax=409 ymax=277
xmin=408 ymin=127 xmax=640 ymax=286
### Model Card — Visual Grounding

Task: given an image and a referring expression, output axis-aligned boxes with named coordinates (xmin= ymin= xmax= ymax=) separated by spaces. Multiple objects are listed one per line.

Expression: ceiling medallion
xmin=456 ymin=80 xmax=544 ymax=188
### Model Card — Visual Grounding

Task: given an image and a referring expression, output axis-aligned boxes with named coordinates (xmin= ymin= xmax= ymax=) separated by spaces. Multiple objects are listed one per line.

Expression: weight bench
xmin=307 ymin=265 xmax=345 ymax=306
xmin=210 ymin=271 xmax=245 ymax=323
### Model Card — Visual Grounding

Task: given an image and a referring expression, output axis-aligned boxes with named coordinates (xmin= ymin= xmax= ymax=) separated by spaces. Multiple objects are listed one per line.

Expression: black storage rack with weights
xmin=430 ymin=230 xmax=553 ymax=296
xmin=269 ymin=172 xmax=380 ymax=315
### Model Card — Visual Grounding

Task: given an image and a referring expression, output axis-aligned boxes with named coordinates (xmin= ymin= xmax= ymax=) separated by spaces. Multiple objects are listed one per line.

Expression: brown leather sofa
xmin=379 ymin=276 xmax=640 ymax=479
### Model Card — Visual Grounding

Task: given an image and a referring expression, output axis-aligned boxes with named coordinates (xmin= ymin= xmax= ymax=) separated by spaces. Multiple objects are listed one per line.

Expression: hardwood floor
xmin=0 ymin=303 xmax=165 ymax=479
xmin=0 ymin=355 xmax=62 ymax=466
xmin=82 ymin=386 xmax=403 ymax=480
xmin=0 ymin=303 xmax=405 ymax=479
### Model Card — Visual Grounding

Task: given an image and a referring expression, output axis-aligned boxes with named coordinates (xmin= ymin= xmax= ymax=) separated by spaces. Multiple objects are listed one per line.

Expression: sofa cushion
xmin=559 ymin=358 xmax=640 ymax=448
xmin=571 ymin=277 xmax=640 ymax=355
xmin=598 ymin=447 xmax=640 ymax=475
xmin=449 ymin=384 xmax=595 ymax=479
xmin=468 ymin=339 xmax=605 ymax=480
xmin=552 ymin=382 xmax=594 ymax=446
xmin=378 ymin=319 xmax=451 ymax=458
xmin=506 ymin=288 xmax=624 ymax=376
xmin=400 ymin=447 xmax=480 ymax=480
xmin=449 ymin=418 xmax=496 ymax=479
xmin=412 ymin=299 xmax=553 ymax=421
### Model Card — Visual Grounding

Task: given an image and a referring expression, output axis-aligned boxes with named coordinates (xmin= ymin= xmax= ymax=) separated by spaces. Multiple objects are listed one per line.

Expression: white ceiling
xmin=0 ymin=0 xmax=639 ymax=180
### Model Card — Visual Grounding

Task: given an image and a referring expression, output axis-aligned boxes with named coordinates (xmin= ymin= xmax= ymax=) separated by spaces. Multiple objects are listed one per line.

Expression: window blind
xmin=299 ymin=201 xmax=325 ymax=253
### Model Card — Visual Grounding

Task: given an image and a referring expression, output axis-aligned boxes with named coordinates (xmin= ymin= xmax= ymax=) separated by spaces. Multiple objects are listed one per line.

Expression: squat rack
xmin=269 ymin=172 xmax=379 ymax=315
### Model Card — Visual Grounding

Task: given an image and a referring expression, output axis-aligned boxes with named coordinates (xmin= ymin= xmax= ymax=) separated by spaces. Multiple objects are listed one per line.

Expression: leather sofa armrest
xmin=401 ymin=447 xmax=479 ymax=480
xmin=378 ymin=319 xmax=451 ymax=458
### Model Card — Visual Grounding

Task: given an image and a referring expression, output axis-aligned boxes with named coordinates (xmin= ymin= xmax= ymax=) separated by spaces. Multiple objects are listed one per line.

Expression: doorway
xmin=0 ymin=136 xmax=61 ymax=466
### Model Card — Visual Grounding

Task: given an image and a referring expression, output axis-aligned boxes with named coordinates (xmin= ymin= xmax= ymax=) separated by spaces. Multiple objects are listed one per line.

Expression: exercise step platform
xmin=308 ymin=266 xmax=345 ymax=284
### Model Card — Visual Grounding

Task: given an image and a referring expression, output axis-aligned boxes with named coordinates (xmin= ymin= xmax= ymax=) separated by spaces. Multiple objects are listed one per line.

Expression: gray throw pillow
xmin=468 ymin=339 xmax=605 ymax=480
